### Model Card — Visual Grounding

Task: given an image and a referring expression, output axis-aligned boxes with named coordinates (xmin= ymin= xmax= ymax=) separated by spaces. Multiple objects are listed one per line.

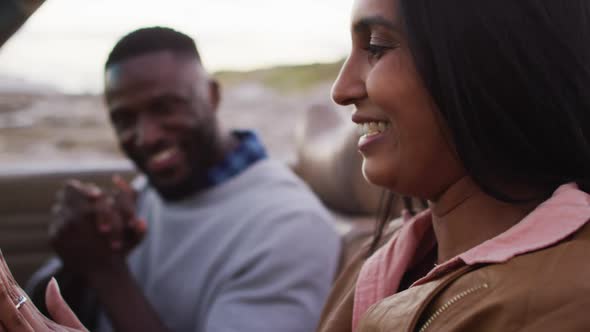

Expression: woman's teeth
xmin=358 ymin=121 xmax=389 ymax=137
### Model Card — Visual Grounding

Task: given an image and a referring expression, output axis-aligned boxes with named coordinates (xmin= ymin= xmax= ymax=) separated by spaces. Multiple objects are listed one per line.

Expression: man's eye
xmin=112 ymin=113 xmax=135 ymax=131
xmin=152 ymin=97 xmax=187 ymax=115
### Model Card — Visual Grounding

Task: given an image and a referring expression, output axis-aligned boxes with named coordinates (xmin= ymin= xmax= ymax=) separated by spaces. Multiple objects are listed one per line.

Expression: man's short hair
xmin=105 ymin=26 xmax=201 ymax=69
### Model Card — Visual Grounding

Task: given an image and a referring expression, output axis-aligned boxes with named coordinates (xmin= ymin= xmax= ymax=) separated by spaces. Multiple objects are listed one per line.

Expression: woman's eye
xmin=363 ymin=35 xmax=398 ymax=62
xmin=365 ymin=44 xmax=390 ymax=59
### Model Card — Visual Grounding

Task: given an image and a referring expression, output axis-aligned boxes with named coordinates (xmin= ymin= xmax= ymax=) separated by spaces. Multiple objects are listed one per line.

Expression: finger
xmin=59 ymin=183 xmax=110 ymax=235
xmin=64 ymin=180 xmax=102 ymax=200
xmin=94 ymin=196 xmax=123 ymax=250
xmin=401 ymin=209 xmax=412 ymax=222
xmin=49 ymin=203 xmax=72 ymax=239
xmin=130 ymin=218 xmax=147 ymax=233
xmin=58 ymin=180 xmax=101 ymax=212
xmin=0 ymin=257 xmax=43 ymax=328
xmin=108 ymin=215 xmax=124 ymax=251
xmin=111 ymin=181 xmax=136 ymax=224
xmin=94 ymin=197 xmax=114 ymax=234
xmin=60 ymin=181 xmax=104 ymax=222
xmin=0 ymin=253 xmax=34 ymax=332
xmin=112 ymin=175 xmax=136 ymax=202
xmin=0 ymin=254 xmax=58 ymax=331
xmin=0 ymin=253 xmax=23 ymax=302
xmin=0 ymin=255 xmax=75 ymax=331
xmin=17 ymin=298 xmax=55 ymax=331
xmin=128 ymin=218 xmax=147 ymax=248
xmin=59 ymin=181 xmax=105 ymax=226
xmin=45 ymin=278 xmax=85 ymax=330
xmin=0 ymin=285 xmax=33 ymax=332
xmin=111 ymin=189 xmax=138 ymax=253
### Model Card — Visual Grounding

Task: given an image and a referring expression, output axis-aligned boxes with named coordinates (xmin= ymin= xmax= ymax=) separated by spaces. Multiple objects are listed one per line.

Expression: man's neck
xmin=155 ymin=132 xmax=239 ymax=202
xmin=430 ymin=177 xmax=541 ymax=263
xmin=215 ymin=131 xmax=240 ymax=164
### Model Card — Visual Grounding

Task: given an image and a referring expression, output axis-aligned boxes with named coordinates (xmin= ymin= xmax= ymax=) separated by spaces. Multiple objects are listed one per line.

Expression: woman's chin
xmin=361 ymin=160 xmax=396 ymax=189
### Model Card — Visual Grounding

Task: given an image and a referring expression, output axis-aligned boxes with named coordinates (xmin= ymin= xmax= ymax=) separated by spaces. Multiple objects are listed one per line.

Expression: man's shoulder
xmin=224 ymin=160 xmax=338 ymax=246
xmin=239 ymin=158 xmax=303 ymax=186
xmin=237 ymin=159 xmax=322 ymax=205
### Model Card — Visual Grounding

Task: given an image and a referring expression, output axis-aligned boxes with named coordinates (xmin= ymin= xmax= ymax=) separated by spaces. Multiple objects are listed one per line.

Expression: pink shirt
xmin=352 ymin=183 xmax=590 ymax=331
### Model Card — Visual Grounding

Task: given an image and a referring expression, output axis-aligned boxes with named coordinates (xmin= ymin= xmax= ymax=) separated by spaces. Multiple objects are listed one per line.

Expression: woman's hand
xmin=0 ymin=251 xmax=87 ymax=331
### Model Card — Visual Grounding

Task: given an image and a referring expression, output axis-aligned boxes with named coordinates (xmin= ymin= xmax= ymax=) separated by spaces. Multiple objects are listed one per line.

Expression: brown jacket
xmin=318 ymin=222 xmax=590 ymax=332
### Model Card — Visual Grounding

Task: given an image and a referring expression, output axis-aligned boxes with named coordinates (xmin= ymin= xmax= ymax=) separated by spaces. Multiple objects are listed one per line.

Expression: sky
xmin=0 ymin=0 xmax=354 ymax=94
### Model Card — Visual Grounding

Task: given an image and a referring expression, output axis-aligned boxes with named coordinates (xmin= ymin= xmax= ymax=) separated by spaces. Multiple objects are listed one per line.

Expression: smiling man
xmin=28 ymin=27 xmax=341 ymax=332
xmin=104 ymin=29 xmax=235 ymax=201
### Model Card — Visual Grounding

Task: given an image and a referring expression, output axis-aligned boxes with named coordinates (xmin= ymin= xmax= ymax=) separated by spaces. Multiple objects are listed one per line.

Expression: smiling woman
xmin=332 ymin=3 xmax=460 ymax=199
xmin=2 ymin=0 xmax=590 ymax=331
xmin=317 ymin=0 xmax=590 ymax=331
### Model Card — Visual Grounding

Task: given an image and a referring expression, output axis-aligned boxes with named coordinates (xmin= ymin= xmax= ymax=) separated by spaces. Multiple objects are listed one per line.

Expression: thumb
xmin=400 ymin=209 xmax=409 ymax=221
xmin=125 ymin=218 xmax=147 ymax=252
xmin=112 ymin=174 xmax=137 ymax=203
xmin=45 ymin=277 xmax=86 ymax=330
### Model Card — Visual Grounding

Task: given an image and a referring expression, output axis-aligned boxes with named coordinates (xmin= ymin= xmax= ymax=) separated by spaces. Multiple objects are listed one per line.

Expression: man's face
xmin=105 ymin=51 xmax=221 ymax=200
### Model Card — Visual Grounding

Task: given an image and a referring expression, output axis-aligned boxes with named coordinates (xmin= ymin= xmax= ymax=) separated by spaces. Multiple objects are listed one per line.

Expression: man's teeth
xmin=358 ymin=121 xmax=389 ymax=137
xmin=152 ymin=148 xmax=176 ymax=162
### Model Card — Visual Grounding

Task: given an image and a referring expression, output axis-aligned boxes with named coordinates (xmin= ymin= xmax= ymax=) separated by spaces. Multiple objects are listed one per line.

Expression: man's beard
xmin=143 ymin=126 xmax=221 ymax=201
xmin=151 ymin=169 xmax=205 ymax=201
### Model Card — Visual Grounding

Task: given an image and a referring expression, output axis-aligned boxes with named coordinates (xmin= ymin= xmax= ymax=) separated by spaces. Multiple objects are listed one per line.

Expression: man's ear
xmin=208 ymin=79 xmax=221 ymax=112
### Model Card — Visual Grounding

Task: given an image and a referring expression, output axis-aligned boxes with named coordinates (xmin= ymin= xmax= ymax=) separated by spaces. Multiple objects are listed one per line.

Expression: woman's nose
xmin=331 ymin=55 xmax=366 ymax=106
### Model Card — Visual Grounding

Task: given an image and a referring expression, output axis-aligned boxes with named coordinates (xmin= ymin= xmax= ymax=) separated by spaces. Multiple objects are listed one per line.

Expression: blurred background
xmin=0 ymin=0 xmax=353 ymax=166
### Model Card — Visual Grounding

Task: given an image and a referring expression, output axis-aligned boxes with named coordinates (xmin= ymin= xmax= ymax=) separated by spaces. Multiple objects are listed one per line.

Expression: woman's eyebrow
xmin=353 ymin=15 xmax=400 ymax=33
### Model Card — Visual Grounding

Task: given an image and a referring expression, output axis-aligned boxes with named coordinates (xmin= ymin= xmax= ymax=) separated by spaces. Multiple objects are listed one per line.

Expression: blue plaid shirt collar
xmin=205 ymin=130 xmax=267 ymax=188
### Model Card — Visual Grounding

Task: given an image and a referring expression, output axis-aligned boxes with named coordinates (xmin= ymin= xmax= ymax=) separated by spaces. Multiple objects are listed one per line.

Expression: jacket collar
xmin=416 ymin=182 xmax=590 ymax=284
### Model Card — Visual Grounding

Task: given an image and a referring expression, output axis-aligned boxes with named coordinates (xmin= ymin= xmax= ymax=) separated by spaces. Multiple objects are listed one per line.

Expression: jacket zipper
xmin=417 ymin=283 xmax=489 ymax=332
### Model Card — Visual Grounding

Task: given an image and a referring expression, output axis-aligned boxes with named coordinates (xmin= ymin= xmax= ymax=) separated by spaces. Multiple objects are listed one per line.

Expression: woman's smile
xmin=356 ymin=120 xmax=390 ymax=151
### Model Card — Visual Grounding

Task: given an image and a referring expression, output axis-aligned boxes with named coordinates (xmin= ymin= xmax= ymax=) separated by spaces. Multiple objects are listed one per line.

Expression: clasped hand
xmin=0 ymin=176 xmax=148 ymax=331
xmin=50 ymin=175 xmax=146 ymax=277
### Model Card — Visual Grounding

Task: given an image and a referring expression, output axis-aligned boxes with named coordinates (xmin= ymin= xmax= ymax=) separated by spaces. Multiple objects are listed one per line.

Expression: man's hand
xmin=110 ymin=175 xmax=146 ymax=255
xmin=44 ymin=178 xmax=171 ymax=332
xmin=50 ymin=179 xmax=122 ymax=276
xmin=49 ymin=177 xmax=145 ymax=278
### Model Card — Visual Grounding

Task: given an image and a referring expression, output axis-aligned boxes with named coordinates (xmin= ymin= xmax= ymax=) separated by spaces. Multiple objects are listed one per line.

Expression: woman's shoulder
xmin=317 ymin=218 xmax=405 ymax=332
xmin=422 ymin=222 xmax=590 ymax=331
xmin=482 ymin=220 xmax=590 ymax=290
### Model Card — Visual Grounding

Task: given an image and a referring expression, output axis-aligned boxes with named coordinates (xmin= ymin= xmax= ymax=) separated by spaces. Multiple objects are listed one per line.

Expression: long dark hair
xmin=372 ymin=0 xmax=590 ymax=251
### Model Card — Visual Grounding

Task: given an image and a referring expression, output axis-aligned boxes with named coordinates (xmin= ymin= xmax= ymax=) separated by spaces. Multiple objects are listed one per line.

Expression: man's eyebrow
xmin=353 ymin=16 xmax=399 ymax=32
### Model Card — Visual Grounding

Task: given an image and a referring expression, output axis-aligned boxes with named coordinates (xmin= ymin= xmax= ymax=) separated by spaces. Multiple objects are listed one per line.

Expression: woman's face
xmin=332 ymin=0 xmax=464 ymax=199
